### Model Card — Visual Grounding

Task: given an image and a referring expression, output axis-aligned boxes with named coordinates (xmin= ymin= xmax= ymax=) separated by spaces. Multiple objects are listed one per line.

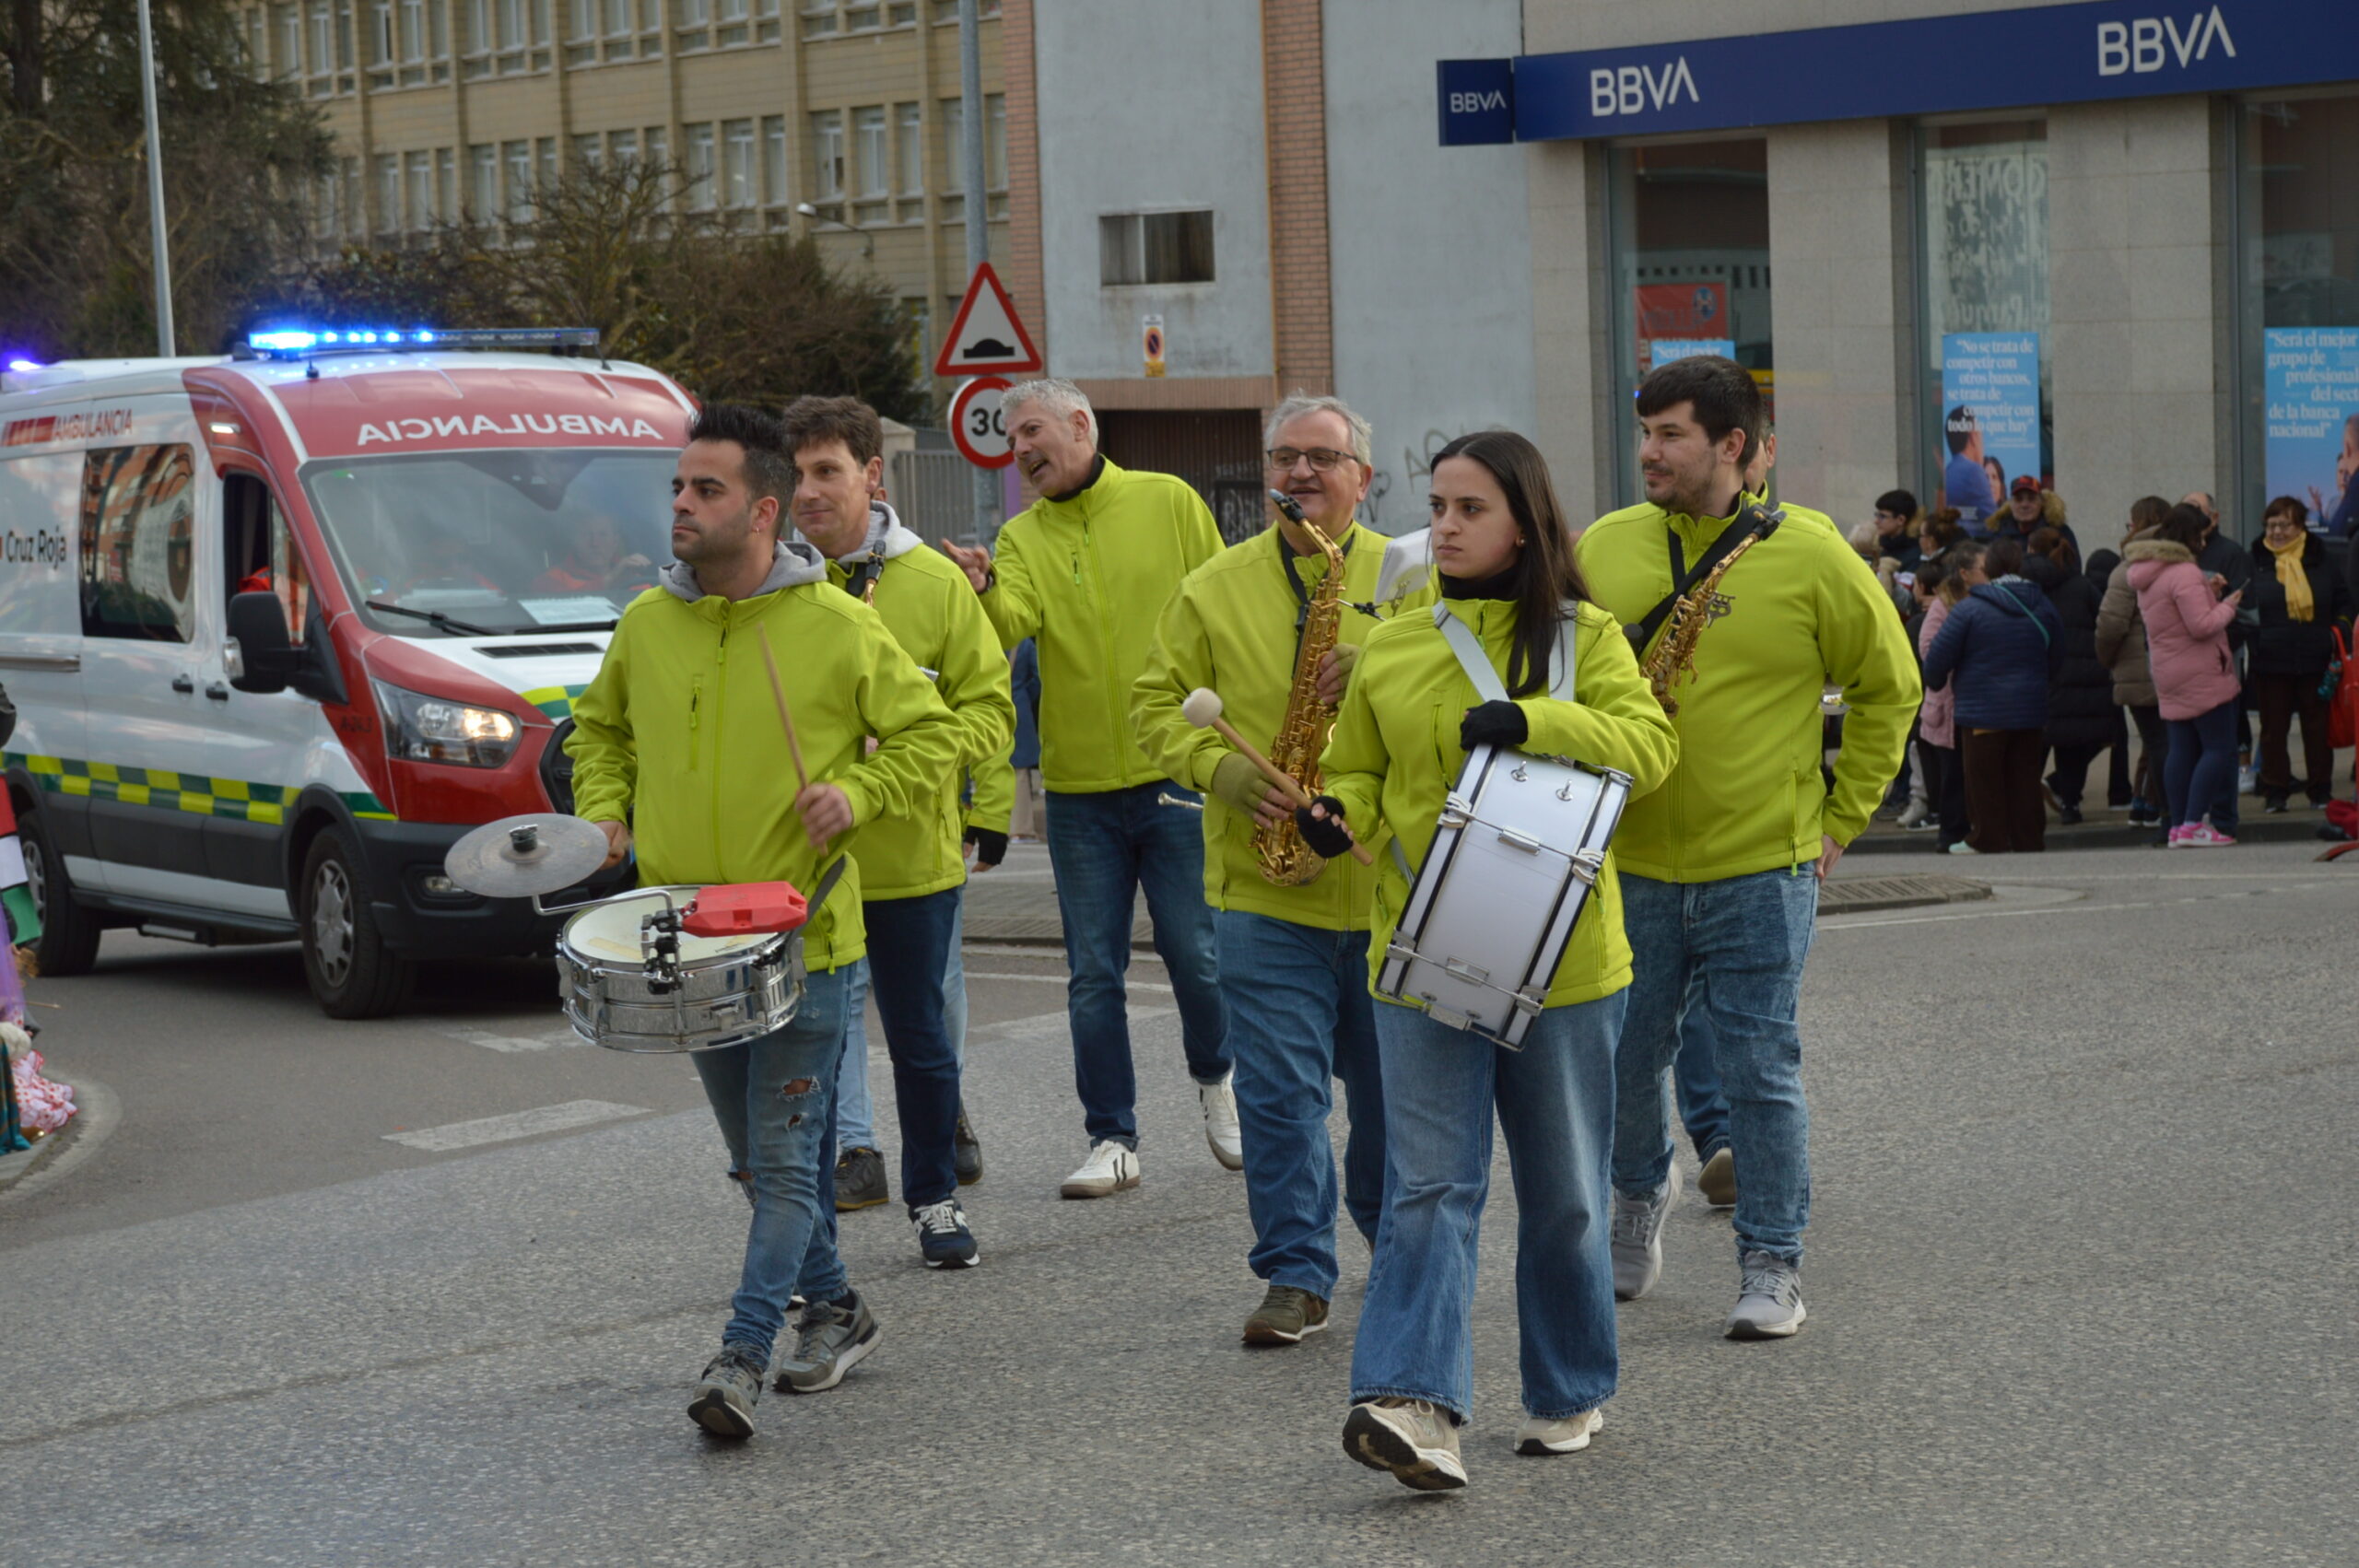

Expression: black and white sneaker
xmin=911 ymin=1198 xmax=980 ymax=1269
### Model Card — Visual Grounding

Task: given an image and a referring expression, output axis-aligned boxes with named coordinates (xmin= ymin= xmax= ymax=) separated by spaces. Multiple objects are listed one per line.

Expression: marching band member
xmin=1577 ymin=357 xmax=1918 ymax=1339
xmin=940 ymin=379 xmax=1238 ymax=1200
xmin=781 ymin=395 xmax=1015 ymax=1270
xmin=569 ymin=404 xmax=962 ymax=1440
xmin=1296 ymin=430 xmax=1676 ymax=1490
xmin=1133 ymin=393 xmax=1423 ymax=1347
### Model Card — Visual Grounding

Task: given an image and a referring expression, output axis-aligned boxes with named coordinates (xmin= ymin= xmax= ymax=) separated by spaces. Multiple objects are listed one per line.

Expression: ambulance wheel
xmin=299 ymin=828 xmax=411 ymax=1019
xmin=17 ymin=792 xmax=102 ymax=977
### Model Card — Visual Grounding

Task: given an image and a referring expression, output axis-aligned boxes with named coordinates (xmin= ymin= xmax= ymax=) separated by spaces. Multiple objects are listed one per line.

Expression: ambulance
xmin=0 ymin=328 xmax=693 ymax=1016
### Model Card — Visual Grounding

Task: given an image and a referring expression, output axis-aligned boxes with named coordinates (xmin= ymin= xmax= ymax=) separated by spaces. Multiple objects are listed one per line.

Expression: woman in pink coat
xmin=2123 ymin=505 xmax=2244 ymax=847
xmin=1915 ymin=548 xmax=1975 ymax=851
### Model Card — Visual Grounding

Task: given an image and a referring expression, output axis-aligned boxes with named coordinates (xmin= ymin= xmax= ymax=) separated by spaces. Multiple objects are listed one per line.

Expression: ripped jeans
xmin=691 ymin=965 xmax=852 ymax=1358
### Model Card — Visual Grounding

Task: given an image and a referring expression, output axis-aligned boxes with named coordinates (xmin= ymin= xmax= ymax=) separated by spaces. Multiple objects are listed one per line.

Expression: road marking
xmin=440 ymin=1025 xmax=584 ymax=1053
xmin=963 ymin=970 xmax=1174 ymax=994
xmin=1819 ymin=882 xmax=2336 ymax=931
xmin=962 ymin=942 xmax=1168 ymax=965
xmin=384 ymin=1100 xmax=650 ymax=1153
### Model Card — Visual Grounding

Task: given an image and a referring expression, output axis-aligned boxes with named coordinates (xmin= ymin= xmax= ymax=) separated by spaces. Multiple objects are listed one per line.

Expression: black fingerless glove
xmin=1460 ymin=699 xmax=1529 ymax=751
xmin=1293 ymin=795 xmax=1355 ymax=858
xmin=964 ymin=826 xmax=1009 ymax=869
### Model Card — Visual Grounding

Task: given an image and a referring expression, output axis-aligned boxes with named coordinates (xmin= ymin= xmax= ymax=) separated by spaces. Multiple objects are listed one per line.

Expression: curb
xmin=0 ymin=1070 xmax=117 ymax=1208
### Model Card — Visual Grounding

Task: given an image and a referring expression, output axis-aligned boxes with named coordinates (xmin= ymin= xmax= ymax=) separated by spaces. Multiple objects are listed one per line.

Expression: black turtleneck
xmin=1441 ymin=567 xmax=1519 ymax=602
xmin=1047 ymin=453 xmax=1108 ymax=505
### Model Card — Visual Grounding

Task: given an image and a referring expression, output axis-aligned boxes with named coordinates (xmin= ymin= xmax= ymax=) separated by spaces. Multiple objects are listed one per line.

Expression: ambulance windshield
xmin=301 ymin=450 xmax=677 ymax=637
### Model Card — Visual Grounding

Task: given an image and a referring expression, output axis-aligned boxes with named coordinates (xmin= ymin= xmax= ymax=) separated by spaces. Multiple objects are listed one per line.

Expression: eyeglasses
xmin=1265 ymin=447 xmax=1355 ymax=474
xmin=2263 ymin=517 xmax=2304 ymax=532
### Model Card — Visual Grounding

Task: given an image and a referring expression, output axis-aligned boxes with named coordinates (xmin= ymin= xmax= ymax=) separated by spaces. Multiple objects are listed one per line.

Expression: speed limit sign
xmin=949 ymin=375 xmax=1015 ymax=469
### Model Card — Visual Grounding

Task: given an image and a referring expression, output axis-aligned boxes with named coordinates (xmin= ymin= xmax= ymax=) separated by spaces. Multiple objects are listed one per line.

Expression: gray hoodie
xmin=660 ymin=539 xmax=828 ymax=603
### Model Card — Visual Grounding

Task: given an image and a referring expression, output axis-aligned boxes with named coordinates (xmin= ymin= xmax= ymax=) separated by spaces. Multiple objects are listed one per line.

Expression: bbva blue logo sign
xmin=1437 ymin=58 xmax=1515 ymax=146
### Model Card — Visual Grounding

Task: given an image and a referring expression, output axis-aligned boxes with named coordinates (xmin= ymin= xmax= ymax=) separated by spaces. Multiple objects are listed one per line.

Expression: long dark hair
xmin=1429 ymin=430 xmax=1590 ymax=698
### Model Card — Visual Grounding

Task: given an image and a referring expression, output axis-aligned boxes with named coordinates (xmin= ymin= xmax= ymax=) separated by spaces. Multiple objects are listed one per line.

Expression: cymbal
xmin=444 ymin=813 xmax=609 ymax=898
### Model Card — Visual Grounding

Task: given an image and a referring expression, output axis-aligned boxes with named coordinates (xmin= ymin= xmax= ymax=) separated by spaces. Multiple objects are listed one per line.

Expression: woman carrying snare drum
xmin=1292 ymin=430 xmax=1676 ymax=1491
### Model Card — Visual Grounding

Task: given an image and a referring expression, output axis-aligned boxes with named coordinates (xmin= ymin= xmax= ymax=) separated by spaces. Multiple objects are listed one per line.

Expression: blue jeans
xmin=1613 ymin=869 xmax=1815 ymax=1263
xmin=2165 ymin=697 xmax=2239 ymax=830
xmin=834 ymin=894 xmax=968 ymax=1154
xmin=1214 ymin=910 xmax=1386 ymax=1300
xmin=1350 ymin=992 xmax=1625 ymax=1422
xmin=1673 ymin=1017 xmax=1730 ymax=1162
xmin=1044 ymin=782 xmax=1229 ymax=1147
xmin=693 ymin=965 xmax=853 ymax=1356
xmin=829 ymin=889 xmax=964 ymax=1211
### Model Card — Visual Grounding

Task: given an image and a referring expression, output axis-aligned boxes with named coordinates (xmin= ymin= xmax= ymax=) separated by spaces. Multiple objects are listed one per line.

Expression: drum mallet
xmin=1180 ymin=688 xmax=1373 ymax=865
xmin=756 ymin=627 xmax=811 ymax=791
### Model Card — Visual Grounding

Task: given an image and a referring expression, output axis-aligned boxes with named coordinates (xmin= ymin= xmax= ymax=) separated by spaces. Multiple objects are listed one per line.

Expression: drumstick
xmin=757 ymin=627 xmax=811 ymax=792
xmin=1180 ymin=688 xmax=1374 ymax=866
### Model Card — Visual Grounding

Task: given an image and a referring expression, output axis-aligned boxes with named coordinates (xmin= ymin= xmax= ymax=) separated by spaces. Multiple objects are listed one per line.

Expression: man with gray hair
xmin=940 ymin=379 xmax=1238 ymax=1200
xmin=1132 ymin=392 xmax=1426 ymax=1345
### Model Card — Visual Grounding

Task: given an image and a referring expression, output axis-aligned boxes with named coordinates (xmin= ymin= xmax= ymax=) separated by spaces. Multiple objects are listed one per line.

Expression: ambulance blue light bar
xmin=244 ymin=326 xmax=600 ymax=360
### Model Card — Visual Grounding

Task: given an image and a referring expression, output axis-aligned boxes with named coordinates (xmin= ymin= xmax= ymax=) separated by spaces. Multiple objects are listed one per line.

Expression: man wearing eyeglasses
xmin=940 ymin=378 xmax=1238 ymax=1202
xmin=1133 ymin=395 xmax=1432 ymax=1346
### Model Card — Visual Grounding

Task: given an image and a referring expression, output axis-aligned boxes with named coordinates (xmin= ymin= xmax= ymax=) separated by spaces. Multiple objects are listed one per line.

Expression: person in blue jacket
xmin=1922 ymin=537 xmax=2065 ymax=855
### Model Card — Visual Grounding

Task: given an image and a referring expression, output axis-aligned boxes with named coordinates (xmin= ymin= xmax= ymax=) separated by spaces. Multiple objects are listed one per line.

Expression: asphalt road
xmin=2 ymin=840 xmax=2353 ymax=1565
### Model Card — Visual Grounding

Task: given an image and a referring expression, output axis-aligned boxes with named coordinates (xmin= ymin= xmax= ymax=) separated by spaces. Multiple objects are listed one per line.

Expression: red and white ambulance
xmin=0 ymin=328 xmax=692 ymax=1015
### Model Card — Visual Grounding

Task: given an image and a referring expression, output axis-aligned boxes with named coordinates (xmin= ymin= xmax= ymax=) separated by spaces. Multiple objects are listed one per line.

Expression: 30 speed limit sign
xmin=949 ymin=375 xmax=1015 ymax=469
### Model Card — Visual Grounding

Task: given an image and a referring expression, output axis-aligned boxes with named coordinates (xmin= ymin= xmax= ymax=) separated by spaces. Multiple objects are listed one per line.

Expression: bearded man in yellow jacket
xmin=1576 ymin=357 xmax=1919 ymax=1341
xmin=1133 ymin=393 xmax=1433 ymax=1348
xmin=942 ymin=379 xmax=1237 ymax=1201
xmin=569 ymin=404 xmax=962 ymax=1440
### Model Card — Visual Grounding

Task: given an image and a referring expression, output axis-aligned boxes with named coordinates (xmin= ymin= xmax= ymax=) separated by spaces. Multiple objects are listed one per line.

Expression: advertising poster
xmin=1939 ymin=332 xmax=2040 ymax=527
xmin=2263 ymin=327 xmax=2359 ymax=536
xmin=1635 ymin=282 xmax=1728 ymax=375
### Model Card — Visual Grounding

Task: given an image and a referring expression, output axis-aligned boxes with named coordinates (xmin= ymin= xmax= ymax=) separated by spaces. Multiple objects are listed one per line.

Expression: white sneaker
xmin=1058 ymin=1139 xmax=1141 ymax=1199
xmin=1199 ymin=1073 xmax=1244 ymax=1171
xmin=1344 ymin=1398 xmax=1466 ymax=1491
xmin=1515 ymin=1407 xmax=1603 ymax=1457
xmin=1895 ymin=800 xmax=1931 ymax=830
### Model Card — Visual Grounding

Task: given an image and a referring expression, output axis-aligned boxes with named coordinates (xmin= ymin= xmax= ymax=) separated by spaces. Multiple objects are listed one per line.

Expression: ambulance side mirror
xmin=227 ymin=591 xmax=299 ymax=694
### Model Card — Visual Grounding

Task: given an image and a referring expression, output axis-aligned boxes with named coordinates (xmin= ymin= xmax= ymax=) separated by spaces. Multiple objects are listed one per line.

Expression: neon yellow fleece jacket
xmin=1575 ymin=497 xmax=1920 ymax=883
xmin=816 ymin=511 xmax=1016 ymax=901
xmin=1320 ymin=598 xmax=1678 ymax=1008
xmin=977 ymin=458 xmax=1223 ymax=792
xmin=568 ymin=542 xmax=963 ymax=973
xmin=1133 ymin=521 xmax=1435 ymax=931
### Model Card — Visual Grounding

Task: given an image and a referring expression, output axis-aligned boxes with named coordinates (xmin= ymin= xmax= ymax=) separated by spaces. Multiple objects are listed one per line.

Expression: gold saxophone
xmin=1639 ymin=504 xmax=1778 ymax=716
xmin=1253 ymin=491 xmax=1349 ymax=885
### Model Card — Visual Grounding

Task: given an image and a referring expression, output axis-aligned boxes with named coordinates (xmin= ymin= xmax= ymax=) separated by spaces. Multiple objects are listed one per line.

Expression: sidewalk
xmin=961 ymin=841 xmax=1989 ymax=947
xmin=1848 ymin=793 xmax=2345 ymax=857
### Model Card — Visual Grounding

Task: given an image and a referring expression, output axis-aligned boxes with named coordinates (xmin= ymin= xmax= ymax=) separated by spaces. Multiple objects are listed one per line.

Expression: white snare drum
xmin=556 ymin=885 xmax=804 ymax=1052
xmin=1376 ymin=745 xmax=1631 ymax=1048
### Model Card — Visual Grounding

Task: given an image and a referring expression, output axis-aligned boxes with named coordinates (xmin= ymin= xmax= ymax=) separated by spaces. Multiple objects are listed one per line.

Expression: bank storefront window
xmin=2237 ymin=90 xmax=2359 ymax=540
xmin=1919 ymin=120 xmax=2049 ymax=532
xmin=1607 ymin=139 xmax=1771 ymax=506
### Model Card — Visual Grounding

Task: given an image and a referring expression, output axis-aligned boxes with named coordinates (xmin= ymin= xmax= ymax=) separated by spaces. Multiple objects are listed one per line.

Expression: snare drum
xmin=556 ymin=885 xmax=804 ymax=1052
xmin=1376 ymin=746 xmax=1631 ymax=1048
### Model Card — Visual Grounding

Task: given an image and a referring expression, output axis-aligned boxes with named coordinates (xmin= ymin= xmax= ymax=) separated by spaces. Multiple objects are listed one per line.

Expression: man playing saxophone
xmin=1577 ymin=357 xmax=1918 ymax=1340
xmin=1133 ymin=394 xmax=1428 ymax=1346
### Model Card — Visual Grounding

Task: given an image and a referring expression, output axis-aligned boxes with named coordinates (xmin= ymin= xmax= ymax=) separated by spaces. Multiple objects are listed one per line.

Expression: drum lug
xmin=1442 ymin=956 xmax=1490 ymax=986
xmin=1438 ymin=793 xmax=1473 ymax=831
xmin=1495 ymin=827 xmax=1542 ymax=854
xmin=1424 ymin=1000 xmax=1476 ymax=1033
xmin=1512 ymin=987 xmax=1546 ymax=1017
xmin=1569 ymin=848 xmax=1606 ymax=885
xmin=1383 ymin=936 xmax=1418 ymax=965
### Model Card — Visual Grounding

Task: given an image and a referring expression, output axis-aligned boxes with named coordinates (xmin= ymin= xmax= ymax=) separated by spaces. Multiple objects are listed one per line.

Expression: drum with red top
xmin=555 ymin=877 xmax=823 ymax=1053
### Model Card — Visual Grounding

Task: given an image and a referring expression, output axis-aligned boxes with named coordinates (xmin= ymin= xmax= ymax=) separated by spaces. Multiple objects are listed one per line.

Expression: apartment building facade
xmin=236 ymin=0 xmax=1013 ymax=393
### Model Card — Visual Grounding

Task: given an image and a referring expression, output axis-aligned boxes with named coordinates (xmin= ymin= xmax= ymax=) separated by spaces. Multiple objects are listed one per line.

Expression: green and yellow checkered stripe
xmin=520 ymin=685 xmax=591 ymax=721
xmin=5 ymin=752 xmax=395 ymax=824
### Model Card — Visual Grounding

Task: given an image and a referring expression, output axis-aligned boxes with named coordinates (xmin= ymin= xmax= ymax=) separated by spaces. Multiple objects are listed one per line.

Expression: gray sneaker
xmin=687 ymin=1343 xmax=768 ymax=1438
xmin=1343 ymin=1398 xmax=1466 ymax=1491
xmin=1725 ymin=1248 xmax=1807 ymax=1339
xmin=773 ymin=1293 xmax=882 ymax=1392
xmin=1610 ymin=1163 xmax=1681 ymax=1302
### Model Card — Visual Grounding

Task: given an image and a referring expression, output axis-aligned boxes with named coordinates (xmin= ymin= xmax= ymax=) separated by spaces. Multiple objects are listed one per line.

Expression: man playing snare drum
xmin=569 ymin=404 xmax=962 ymax=1440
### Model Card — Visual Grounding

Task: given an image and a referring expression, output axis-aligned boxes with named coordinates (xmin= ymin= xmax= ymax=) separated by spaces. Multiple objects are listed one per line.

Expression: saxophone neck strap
xmin=1625 ymin=501 xmax=1785 ymax=656
xmin=1277 ymin=525 xmax=1375 ymax=634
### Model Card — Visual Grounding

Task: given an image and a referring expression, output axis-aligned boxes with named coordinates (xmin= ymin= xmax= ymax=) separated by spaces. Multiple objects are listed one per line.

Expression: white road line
xmin=384 ymin=1100 xmax=650 ymax=1153
xmin=963 ymin=970 xmax=1174 ymax=994
xmin=1819 ymin=882 xmax=2335 ymax=931
xmin=961 ymin=942 xmax=1168 ymax=965
xmin=440 ymin=1025 xmax=584 ymax=1053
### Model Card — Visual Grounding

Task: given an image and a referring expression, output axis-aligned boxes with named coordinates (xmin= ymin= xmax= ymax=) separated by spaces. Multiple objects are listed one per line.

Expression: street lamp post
xmin=136 ymin=0 xmax=176 ymax=357
xmin=958 ymin=0 xmax=997 ymax=546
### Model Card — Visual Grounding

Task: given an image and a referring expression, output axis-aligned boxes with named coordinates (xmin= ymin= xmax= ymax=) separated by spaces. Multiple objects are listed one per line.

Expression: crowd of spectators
xmin=1850 ymin=482 xmax=2356 ymax=851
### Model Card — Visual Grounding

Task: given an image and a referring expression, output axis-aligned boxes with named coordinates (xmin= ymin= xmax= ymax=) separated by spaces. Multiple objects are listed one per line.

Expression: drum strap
xmin=1394 ymin=603 xmax=1586 ymax=883
xmin=805 ymin=855 xmax=850 ymax=918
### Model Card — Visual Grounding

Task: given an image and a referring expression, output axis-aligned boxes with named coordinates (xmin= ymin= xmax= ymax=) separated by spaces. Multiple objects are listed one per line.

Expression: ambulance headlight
xmin=373 ymin=681 xmax=522 ymax=768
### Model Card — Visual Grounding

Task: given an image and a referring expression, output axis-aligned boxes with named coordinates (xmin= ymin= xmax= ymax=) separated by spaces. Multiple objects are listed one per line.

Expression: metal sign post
xmin=958 ymin=0 xmax=995 ymax=544
xmin=137 ymin=0 xmax=176 ymax=357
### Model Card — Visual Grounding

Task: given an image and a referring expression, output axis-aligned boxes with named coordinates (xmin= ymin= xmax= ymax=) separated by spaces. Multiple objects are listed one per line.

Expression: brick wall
xmin=1000 ymin=0 xmax=1047 ymax=364
xmin=1261 ymin=0 xmax=1332 ymax=398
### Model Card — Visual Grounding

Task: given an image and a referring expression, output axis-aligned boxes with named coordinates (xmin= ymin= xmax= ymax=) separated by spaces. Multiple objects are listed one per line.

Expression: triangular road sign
xmin=934 ymin=262 xmax=1043 ymax=378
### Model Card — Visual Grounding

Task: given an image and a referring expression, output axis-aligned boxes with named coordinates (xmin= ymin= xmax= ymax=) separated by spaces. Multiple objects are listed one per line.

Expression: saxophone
xmin=1638 ymin=503 xmax=1780 ymax=716
xmin=1253 ymin=489 xmax=1349 ymax=885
